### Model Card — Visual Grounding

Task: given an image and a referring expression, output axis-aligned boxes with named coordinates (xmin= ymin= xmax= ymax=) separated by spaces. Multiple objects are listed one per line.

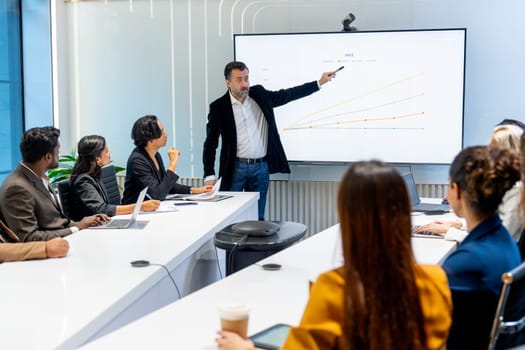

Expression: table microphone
xmin=130 ymin=260 xmax=150 ymax=267
xmin=130 ymin=260 xmax=181 ymax=298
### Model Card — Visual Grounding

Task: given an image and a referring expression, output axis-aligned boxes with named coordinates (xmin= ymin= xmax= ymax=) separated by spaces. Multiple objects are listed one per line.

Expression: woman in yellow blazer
xmin=216 ymin=161 xmax=452 ymax=350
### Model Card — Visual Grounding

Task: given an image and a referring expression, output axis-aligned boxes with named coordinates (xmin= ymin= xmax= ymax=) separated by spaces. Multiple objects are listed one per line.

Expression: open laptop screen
xmin=401 ymin=172 xmax=421 ymax=206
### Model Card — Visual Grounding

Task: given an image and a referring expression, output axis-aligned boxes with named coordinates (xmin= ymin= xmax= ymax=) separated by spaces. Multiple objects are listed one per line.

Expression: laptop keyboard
xmin=413 ymin=202 xmax=450 ymax=212
xmin=105 ymin=219 xmax=129 ymax=228
xmin=412 ymin=225 xmax=444 ymax=239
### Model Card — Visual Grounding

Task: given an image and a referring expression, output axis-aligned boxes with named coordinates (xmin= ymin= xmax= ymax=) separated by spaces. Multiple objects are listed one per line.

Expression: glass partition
xmin=0 ymin=0 xmax=23 ymax=183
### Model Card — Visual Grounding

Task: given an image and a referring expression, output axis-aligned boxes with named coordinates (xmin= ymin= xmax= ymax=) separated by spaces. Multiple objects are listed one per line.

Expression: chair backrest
xmin=57 ymin=180 xmax=71 ymax=218
xmin=447 ymin=289 xmax=498 ymax=350
xmin=100 ymin=164 xmax=121 ymax=205
xmin=0 ymin=216 xmax=20 ymax=243
xmin=518 ymin=231 xmax=525 ymax=262
xmin=488 ymin=261 xmax=525 ymax=350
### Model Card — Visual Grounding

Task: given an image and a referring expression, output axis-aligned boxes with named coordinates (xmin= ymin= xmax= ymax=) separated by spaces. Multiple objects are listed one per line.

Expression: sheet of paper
xmin=178 ymin=178 xmax=222 ymax=200
xmin=141 ymin=200 xmax=179 ymax=213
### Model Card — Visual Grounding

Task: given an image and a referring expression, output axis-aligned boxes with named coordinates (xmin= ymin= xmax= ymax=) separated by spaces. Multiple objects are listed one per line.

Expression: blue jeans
xmin=229 ymin=160 xmax=269 ymax=220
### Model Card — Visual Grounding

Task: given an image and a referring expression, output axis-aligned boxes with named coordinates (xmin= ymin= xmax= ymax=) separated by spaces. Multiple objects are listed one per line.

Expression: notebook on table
xmin=402 ymin=172 xmax=450 ymax=213
xmin=91 ymin=187 xmax=148 ymax=229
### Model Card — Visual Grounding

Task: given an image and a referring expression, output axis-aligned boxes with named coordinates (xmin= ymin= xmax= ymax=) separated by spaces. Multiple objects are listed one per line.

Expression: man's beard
xmin=239 ymin=89 xmax=248 ymax=98
xmin=234 ymin=88 xmax=248 ymax=99
xmin=48 ymin=161 xmax=59 ymax=169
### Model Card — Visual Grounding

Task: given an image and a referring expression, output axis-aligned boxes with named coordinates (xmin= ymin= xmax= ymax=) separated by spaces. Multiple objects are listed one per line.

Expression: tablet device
xmin=250 ymin=323 xmax=291 ymax=350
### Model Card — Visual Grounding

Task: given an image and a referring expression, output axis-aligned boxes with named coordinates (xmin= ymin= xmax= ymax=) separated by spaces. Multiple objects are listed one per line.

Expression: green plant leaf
xmin=49 ymin=174 xmax=71 ymax=185
xmin=114 ymin=165 xmax=125 ymax=173
xmin=47 ymin=168 xmax=72 ymax=178
xmin=47 ymin=151 xmax=126 ymax=184
xmin=59 ymin=155 xmax=77 ymax=162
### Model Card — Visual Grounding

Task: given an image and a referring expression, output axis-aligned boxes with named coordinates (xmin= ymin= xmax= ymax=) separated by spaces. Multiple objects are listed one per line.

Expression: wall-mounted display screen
xmin=234 ymin=29 xmax=466 ymax=164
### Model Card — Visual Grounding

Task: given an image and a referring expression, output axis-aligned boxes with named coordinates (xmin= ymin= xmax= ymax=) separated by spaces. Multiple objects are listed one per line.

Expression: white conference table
xmin=0 ymin=192 xmax=258 ymax=350
xmin=83 ymin=213 xmax=457 ymax=350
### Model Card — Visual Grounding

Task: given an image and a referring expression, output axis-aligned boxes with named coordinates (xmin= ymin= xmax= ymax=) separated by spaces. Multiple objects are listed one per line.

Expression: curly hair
xmin=450 ymin=145 xmax=520 ymax=215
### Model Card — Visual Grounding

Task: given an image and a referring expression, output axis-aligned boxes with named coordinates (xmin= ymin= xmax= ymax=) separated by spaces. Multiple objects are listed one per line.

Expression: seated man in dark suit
xmin=0 ymin=127 xmax=108 ymax=242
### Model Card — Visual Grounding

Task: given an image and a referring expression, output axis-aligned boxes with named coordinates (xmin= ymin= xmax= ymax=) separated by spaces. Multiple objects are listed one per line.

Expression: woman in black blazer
xmin=121 ymin=115 xmax=212 ymax=204
xmin=69 ymin=135 xmax=160 ymax=221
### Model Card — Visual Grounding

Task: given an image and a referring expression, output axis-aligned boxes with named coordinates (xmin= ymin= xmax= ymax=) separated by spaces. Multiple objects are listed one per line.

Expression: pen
xmin=335 ymin=65 xmax=344 ymax=72
xmin=145 ymin=193 xmax=152 ymax=200
xmin=174 ymin=202 xmax=198 ymax=206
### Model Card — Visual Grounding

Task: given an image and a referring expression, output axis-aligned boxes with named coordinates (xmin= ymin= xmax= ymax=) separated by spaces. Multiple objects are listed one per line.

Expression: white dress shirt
xmin=203 ymin=92 xmax=269 ymax=184
xmin=230 ymin=92 xmax=268 ymax=159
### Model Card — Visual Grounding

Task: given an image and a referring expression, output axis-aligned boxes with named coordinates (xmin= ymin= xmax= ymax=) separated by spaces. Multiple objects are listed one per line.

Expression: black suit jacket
xmin=122 ymin=147 xmax=191 ymax=204
xmin=69 ymin=174 xmax=116 ymax=221
xmin=203 ymin=81 xmax=320 ymax=190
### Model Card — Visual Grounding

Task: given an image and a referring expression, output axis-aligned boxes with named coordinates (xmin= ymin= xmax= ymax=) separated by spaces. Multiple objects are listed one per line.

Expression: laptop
xmin=401 ymin=172 xmax=450 ymax=213
xmin=411 ymin=225 xmax=444 ymax=239
xmin=91 ymin=187 xmax=148 ymax=229
xmin=166 ymin=178 xmax=233 ymax=202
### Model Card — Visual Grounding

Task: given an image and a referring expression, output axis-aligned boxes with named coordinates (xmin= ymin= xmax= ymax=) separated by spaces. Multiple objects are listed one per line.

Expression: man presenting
xmin=203 ymin=61 xmax=337 ymax=220
xmin=0 ymin=127 xmax=107 ymax=242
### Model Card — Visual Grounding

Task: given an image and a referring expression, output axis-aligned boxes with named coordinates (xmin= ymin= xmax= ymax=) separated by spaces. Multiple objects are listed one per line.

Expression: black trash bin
xmin=214 ymin=221 xmax=307 ymax=275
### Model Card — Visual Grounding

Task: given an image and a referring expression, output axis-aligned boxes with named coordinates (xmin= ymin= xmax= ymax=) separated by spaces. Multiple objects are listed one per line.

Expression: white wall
xmin=53 ymin=0 xmax=525 ymax=184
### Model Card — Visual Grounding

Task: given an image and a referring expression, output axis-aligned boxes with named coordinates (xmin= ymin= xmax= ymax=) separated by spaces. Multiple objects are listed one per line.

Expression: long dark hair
xmin=70 ymin=135 xmax=107 ymax=182
xmin=338 ymin=161 xmax=427 ymax=350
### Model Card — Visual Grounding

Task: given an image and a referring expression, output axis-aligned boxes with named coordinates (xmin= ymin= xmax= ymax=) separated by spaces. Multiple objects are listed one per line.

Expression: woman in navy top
xmin=443 ymin=145 xmax=521 ymax=349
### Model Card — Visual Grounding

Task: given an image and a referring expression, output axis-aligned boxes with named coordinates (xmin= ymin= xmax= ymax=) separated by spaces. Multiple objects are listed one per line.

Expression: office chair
xmin=100 ymin=165 xmax=121 ymax=205
xmin=0 ymin=216 xmax=20 ymax=243
xmin=57 ymin=179 xmax=72 ymax=217
xmin=488 ymin=261 xmax=525 ymax=350
xmin=447 ymin=288 xmax=498 ymax=350
xmin=518 ymin=231 xmax=525 ymax=261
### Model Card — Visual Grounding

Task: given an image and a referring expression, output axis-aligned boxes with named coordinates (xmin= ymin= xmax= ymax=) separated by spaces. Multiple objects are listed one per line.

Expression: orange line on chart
xmin=305 ymin=93 xmax=424 ymax=126
xmin=284 ymin=112 xmax=425 ymax=130
xmin=287 ymin=72 xmax=424 ymax=129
